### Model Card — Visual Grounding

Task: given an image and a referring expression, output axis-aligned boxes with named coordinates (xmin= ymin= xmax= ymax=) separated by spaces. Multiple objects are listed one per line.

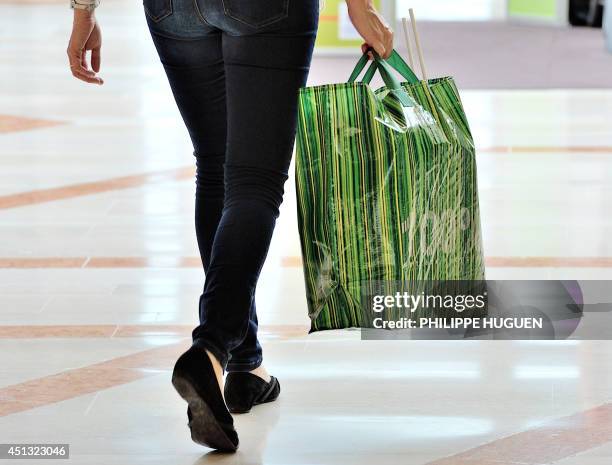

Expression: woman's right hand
xmin=346 ymin=0 xmax=393 ymax=58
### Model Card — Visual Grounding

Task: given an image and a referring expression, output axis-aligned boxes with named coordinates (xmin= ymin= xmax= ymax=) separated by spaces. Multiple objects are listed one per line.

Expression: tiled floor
xmin=1 ymin=1 xmax=611 ymax=464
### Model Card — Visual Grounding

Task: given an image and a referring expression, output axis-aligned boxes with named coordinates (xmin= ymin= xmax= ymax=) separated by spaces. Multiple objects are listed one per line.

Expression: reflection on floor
xmin=1 ymin=1 xmax=611 ymax=464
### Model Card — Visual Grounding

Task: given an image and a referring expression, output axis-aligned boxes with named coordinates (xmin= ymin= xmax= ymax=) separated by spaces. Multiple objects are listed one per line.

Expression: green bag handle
xmin=348 ymin=49 xmax=420 ymax=108
xmin=364 ymin=51 xmax=420 ymax=85
xmin=348 ymin=49 xmax=420 ymax=87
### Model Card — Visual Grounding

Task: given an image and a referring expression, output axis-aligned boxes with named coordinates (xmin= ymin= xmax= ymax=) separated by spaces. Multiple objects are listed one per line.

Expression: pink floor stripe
xmin=426 ymin=403 xmax=612 ymax=465
xmin=1 ymin=256 xmax=612 ymax=269
xmin=0 ymin=343 xmax=185 ymax=417
xmin=0 ymin=167 xmax=194 ymax=210
xmin=0 ymin=324 xmax=309 ymax=339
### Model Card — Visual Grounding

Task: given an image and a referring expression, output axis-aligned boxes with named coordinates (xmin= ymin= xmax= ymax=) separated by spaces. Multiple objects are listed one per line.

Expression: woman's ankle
xmin=205 ymin=350 xmax=224 ymax=389
xmin=249 ymin=365 xmax=271 ymax=383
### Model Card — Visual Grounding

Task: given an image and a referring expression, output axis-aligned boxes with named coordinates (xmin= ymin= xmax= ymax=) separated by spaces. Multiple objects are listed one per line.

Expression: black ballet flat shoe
xmin=224 ymin=372 xmax=281 ymax=414
xmin=172 ymin=345 xmax=239 ymax=452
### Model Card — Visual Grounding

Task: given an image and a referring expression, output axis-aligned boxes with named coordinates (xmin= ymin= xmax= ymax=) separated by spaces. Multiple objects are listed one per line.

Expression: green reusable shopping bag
xmin=295 ymin=50 xmax=485 ymax=332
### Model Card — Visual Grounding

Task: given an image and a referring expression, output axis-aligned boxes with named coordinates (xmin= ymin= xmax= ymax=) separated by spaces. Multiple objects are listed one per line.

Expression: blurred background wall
xmin=313 ymin=0 xmax=612 ymax=88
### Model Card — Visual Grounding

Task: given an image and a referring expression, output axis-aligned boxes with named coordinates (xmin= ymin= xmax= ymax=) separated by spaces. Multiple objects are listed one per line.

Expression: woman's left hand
xmin=67 ymin=9 xmax=104 ymax=85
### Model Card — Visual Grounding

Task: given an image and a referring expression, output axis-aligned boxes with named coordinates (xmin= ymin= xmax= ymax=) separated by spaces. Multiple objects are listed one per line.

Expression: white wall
xmin=395 ymin=0 xmax=507 ymax=21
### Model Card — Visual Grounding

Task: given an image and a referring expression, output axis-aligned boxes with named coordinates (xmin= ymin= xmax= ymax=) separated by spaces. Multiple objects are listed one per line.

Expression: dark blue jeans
xmin=144 ymin=0 xmax=318 ymax=371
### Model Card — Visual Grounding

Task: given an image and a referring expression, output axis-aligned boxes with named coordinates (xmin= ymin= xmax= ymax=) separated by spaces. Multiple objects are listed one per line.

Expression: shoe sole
xmin=228 ymin=395 xmax=279 ymax=414
xmin=172 ymin=371 xmax=238 ymax=452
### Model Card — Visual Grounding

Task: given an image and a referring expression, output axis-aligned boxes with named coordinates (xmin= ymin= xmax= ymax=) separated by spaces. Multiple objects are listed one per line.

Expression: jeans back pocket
xmin=222 ymin=0 xmax=289 ymax=28
xmin=143 ymin=0 xmax=173 ymax=22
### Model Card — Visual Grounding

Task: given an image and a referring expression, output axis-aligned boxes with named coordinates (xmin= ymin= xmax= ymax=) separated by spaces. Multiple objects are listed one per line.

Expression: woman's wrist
xmin=346 ymin=0 xmax=376 ymax=16
xmin=70 ymin=0 xmax=100 ymax=13
xmin=73 ymin=7 xmax=95 ymax=21
xmin=346 ymin=0 xmax=373 ymax=9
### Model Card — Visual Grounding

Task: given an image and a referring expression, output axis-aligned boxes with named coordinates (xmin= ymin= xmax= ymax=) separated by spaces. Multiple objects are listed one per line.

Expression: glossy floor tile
xmin=1 ymin=1 xmax=612 ymax=464
xmin=1 ymin=337 xmax=611 ymax=464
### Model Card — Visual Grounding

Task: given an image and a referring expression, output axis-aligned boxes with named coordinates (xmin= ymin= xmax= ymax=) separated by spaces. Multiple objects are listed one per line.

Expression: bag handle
xmin=347 ymin=49 xmax=415 ymax=107
xmin=347 ymin=9 xmax=428 ymax=87
xmin=348 ymin=49 xmax=419 ymax=86
xmin=347 ymin=51 xmax=371 ymax=83
xmin=361 ymin=51 xmax=420 ymax=85
xmin=347 ymin=49 xmax=419 ymax=108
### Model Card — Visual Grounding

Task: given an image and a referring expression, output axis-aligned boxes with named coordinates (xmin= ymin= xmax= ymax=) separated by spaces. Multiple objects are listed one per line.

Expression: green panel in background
xmin=508 ymin=0 xmax=557 ymax=19
xmin=316 ymin=0 xmax=382 ymax=49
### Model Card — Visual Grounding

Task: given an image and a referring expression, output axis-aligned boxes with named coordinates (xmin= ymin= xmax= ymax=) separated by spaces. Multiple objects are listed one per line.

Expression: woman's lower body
xmin=143 ymin=0 xmax=318 ymax=451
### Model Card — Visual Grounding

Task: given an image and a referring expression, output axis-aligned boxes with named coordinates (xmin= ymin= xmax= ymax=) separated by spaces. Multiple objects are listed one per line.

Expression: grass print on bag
xmin=295 ymin=50 xmax=485 ymax=332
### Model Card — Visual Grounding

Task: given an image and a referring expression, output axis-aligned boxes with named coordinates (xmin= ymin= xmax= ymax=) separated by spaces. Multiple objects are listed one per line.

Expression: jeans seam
xmin=149 ymin=28 xmax=220 ymax=41
xmin=221 ymin=0 xmax=289 ymax=28
xmin=223 ymin=60 xmax=310 ymax=72
xmin=161 ymin=60 xmax=224 ymax=70
xmin=144 ymin=0 xmax=173 ymax=23
xmin=192 ymin=0 xmax=214 ymax=26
